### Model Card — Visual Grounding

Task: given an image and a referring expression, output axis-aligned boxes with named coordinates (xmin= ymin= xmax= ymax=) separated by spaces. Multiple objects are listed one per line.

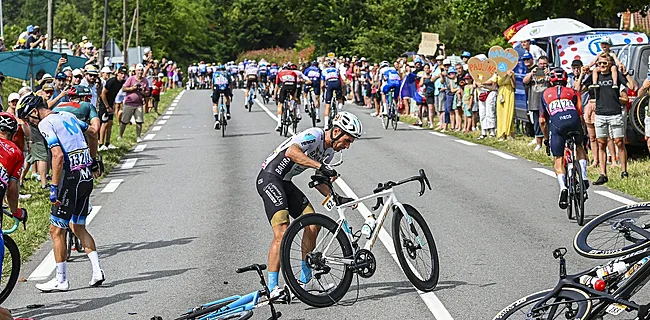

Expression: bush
xmin=236 ymin=46 xmax=315 ymax=64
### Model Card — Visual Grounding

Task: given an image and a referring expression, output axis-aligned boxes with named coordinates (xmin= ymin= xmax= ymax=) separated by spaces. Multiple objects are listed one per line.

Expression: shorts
xmin=304 ymin=84 xmax=321 ymax=96
xmin=269 ymin=76 xmax=277 ymax=84
xmin=595 ymin=113 xmax=624 ymax=139
xmin=549 ymin=118 xmax=585 ymax=157
xmin=426 ymin=92 xmax=435 ymax=106
xmin=50 ymin=167 xmax=93 ymax=228
xmin=152 ymin=94 xmax=160 ymax=102
xmin=121 ymin=104 xmax=144 ymax=124
xmin=645 ymin=115 xmax=650 ymax=137
xmin=365 ymin=83 xmax=372 ymax=98
xmin=259 ymin=74 xmax=268 ymax=83
xmin=212 ymin=87 xmax=231 ymax=104
xmin=583 ymin=100 xmax=596 ymax=124
xmin=200 ymin=71 xmax=207 ymax=77
xmin=531 ymin=110 xmax=544 ymax=137
xmin=324 ymin=81 xmax=343 ymax=104
xmin=256 ymin=171 xmax=314 ymax=226
xmin=26 ymin=126 xmax=48 ymax=163
xmin=463 ymin=103 xmax=472 ymax=117
xmin=98 ymin=103 xmax=114 ymax=124
xmin=245 ymin=76 xmax=258 ymax=89
xmin=381 ymin=82 xmax=400 ymax=101
xmin=278 ymin=84 xmax=296 ymax=104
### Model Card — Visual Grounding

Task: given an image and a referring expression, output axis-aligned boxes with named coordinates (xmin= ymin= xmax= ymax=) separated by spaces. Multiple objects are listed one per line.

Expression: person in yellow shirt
xmin=496 ymin=70 xmax=515 ymax=141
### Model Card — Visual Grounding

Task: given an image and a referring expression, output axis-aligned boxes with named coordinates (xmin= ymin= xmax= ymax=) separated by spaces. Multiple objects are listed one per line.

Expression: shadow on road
xmin=225 ymin=132 xmax=270 ymax=138
xmin=97 ymin=237 xmax=198 ymax=259
xmin=104 ymin=267 xmax=197 ymax=287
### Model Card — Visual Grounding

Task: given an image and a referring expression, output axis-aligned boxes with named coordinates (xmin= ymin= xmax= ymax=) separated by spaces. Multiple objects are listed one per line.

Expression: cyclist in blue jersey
xmin=321 ymin=60 xmax=345 ymax=129
xmin=379 ymin=60 xmax=401 ymax=116
xmin=303 ymin=61 xmax=322 ymax=123
xmin=228 ymin=62 xmax=239 ymax=86
xmin=539 ymin=68 xmax=590 ymax=209
xmin=198 ymin=61 xmax=208 ymax=87
xmin=212 ymin=65 xmax=232 ymax=129
xmin=269 ymin=63 xmax=279 ymax=95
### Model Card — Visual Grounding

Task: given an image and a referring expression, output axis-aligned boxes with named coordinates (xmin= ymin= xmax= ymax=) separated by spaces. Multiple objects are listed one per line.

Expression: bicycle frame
xmin=196 ymin=290 xmax=263 ymax=320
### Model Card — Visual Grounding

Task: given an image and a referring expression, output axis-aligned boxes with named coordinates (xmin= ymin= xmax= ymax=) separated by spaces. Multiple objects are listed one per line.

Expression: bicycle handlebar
xmin=236 ymin=263 xmax=267 ymax=274
xmin=2 ymin=209 xmax=22 ymax=234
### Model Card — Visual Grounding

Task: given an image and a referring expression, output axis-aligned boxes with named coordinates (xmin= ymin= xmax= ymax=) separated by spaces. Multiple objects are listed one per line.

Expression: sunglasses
xmin=88 ymin=74 xmax=98 ymax=78
xmin=598 ymin=62 xmax=609 ymax=66
xmin=74 ymin=75 xmax=83 ymax=79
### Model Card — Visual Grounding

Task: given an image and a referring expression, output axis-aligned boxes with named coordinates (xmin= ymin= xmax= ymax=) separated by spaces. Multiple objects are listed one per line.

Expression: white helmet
xmin=332 ymin=111 xmax=363 ymax=139
xmin=380 ymin=61 xmax=389 ymax=68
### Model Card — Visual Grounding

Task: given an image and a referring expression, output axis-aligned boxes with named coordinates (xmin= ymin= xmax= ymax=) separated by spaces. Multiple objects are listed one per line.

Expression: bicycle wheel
xmin=220 ymin=111 xmax=226 ymax=137
xmin=574 ymin=164 xmax=585 ymax=226
xmin=565 ymin=164 xmax=573 ymax=220
xmin=174 ymin=297 xmax=238 ymax=320
xmin=310 ymin=102 xmax=317 ymax=128
xmin=392 ymin=204 xmax=439 ymax=291
xmin=215 ymin=310 xmax=253 ymax=320
xmin=392 ymin=112 xmax=398 ymax=131
xmin=0 ymin=235 xmax=20 ymax=304
xmin=492 ymin=288 xmax=591 ymax=320
xmin=66 ymin=229 xmax=74 ymax=261
xmin=280 ymin=214 xmax=354 ymax=308
xmin=574 ymin=202 xmax=650 ymax=259
xmin=282 ymin=106 xmax=289 ymax=137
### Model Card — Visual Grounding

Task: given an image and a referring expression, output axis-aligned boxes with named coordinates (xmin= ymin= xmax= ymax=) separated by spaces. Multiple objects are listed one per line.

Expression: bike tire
xmin=492 ymin=288 xmax=591 ymax=320
xmin=282 ymin=107 xmax=289 ymax=137
xmin=66 ymin=230 xmax=74 ymax=261
xmin=215 ymin=310 xmax=253 ymax=320
xmin=574 ymin=202 xmax=650 ymax=259
xmin=574 ymin=164 xmax=585 ymax=226
xmin=565 ymin=164 xmax=573 ymax=220
xmin=392 ymin=113 xmax=398 ymax=131
xmin=0 ymin=235 xmax=21 ymax=304
xmin=391 ymin=204 xmax=439 ymax=291
xmin=220 ymin=111 xmax=226 ymax=137
xmin=174 ymin=297 xmax=239 ymax=320
xmin=310 ymin=102 xmax=317 ymax=128
xmin=280 ymin=214 xmax=354 ymax=308
xmin=74 ymin=234 xmax=84 ymax=253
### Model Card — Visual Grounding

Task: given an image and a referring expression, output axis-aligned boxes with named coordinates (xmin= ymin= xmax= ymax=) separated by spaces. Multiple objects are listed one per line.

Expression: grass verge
xmin=398 ymin=114 xmax=650 ymax=201
xmin=3 ymin=88 xmax=182 ymax=274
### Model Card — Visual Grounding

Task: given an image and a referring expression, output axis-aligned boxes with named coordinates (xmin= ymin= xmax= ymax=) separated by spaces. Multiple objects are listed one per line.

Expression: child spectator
xmin=150 ymin=73 xmax=164 ymax=115
xmin=462 ymin=74 xmax=474 ymax=132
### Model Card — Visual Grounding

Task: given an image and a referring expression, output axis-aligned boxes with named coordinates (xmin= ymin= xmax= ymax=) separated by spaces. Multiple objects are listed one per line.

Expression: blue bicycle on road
xmin=173 ymin=263 xmax=289 ymax=320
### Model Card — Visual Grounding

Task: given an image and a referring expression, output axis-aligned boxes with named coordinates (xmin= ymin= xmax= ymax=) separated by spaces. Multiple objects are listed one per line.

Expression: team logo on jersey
xmin=548 ymin=98 xmax=576 ymax=116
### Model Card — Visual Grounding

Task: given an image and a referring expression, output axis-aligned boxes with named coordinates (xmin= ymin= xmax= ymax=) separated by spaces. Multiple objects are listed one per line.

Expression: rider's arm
xmin=6 ymin=179 xmax=19 ymax=214
xmin=539 ymin=97 xmax=549 ymax=140
xmin=639 ymin=79 xmax=650 ymax=97
xmin=285 ymin=144 xmax=321 ymax=170
xmin=50 ymin=146 xmax=64 ymax=188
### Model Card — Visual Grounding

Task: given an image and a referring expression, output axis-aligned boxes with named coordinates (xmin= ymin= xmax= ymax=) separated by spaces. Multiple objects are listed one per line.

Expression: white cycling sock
xmin=295 ymin=104 xmax=301 ymax=116
xmin=337 ymin=102 xmax=343 ymax=111
xmin=324 ymin=116 xmax=329 ymax=127
xmin=56 ymin=262 xmax=67 ymax=283
xmin=277 ymin=116 xmax=281 ymax=125
xmin=557 ymin=174 xmax=567 ymax=191
xmin=316 ymin=108 xmax=320 ymax=119
xmin=579 ymin=159 xmax=588 ymax=180
xmin=87 ymin=251 xmax=102 ymax=275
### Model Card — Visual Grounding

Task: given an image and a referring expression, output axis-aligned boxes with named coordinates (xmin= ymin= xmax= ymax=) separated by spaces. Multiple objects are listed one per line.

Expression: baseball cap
xmin=100 ymin=66 xmax=112 ymax=73
xmin=135 ymin=63 xmax=144 ymax=70
xmin=436 ymin=55 xmax=445 ymax=60
xmin=82 ymin=36 xmax=88 ymax=41
xmin=143 ymin=48 xmax=151 ymax=55
xmin=62 ymin=66 xmax=73 ymax=72
xmin=447 ymin=66 xmax=458 ymax=74
xmin=117 ymin=66 xmax=128 ymax=74
xmin=27 ymin=25 xmax=34 ymax=33
xmin=157 ymin=72 xmax=164 ymax=77
xmin=33 ymin=26 xmax=40 ymax=31
xmin=84 ymin=42 xmax=94 ymax=48
xmin=8 ymin=93 xmax=20 ymax=102
xmin=522 ymin=52 xmax=533 ymax=60
xmin=464 ymin=74 xmax=472 ymax=80
xmin=442 ymin=58 xmax=451 ymax=65
xmin=599 ymin=36 xmax=613 ymax=45
xmin=85 ymin=65 xmax=99 ymax=75
xmin=571 ymin=59 xmax=584 ymax=67
xmin=40 ymin=74 xmax=53 ymax=84
xmin=55 ymin=72 xmax=66 ymax=80
xmin=19 ymin=38 xmax=26 ymax=44
xmin=72 ymin=68 xmax=83 ymax=77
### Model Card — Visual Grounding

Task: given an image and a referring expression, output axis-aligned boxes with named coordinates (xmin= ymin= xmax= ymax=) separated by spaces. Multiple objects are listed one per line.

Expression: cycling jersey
xmin=238 ymin=63 xmax=245 ymax=72
xmin=304 ymin=66 xmax=322 ymax=83
xmin=261 ymin=127 xmax=334 ymax=181
xmin=277 ymin=70 xmax=298 ymax=86
xmin=322 ymin=67 xmax=342 ymax=84
xmin=258 ymin=65 xmax=269 ymax=75
xmin=198 ymin=64 xmax=207 ymax=73
xmin=0 ymin=138 xmax=24 ymax=188
xmin=53 ymin=101 xmax=98 ymax=124
xmin=540 ymin=86 xmax=584 ymax=157
xmin=382 ymin=67 xmax=401 ymax=86
xmin=269 ymin=66 xmax=279 ymax=77
xmin=229 ymin=65 xmax=239 ymax=75
xmin=39 ymin=111 xmax=92 ymax=172
xmin=245 ymin=66 xmax=259 ymax=76
xmin=212 ymin=71 xmax=231 ymax=90
xmin=189 ymin=66 xmax=198 ymax=75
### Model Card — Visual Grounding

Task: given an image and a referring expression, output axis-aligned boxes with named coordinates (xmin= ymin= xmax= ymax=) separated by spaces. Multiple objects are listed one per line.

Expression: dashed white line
xmin=532 ymin=168 xmax=556 ymax=178
xmin=162 ymin=115 xmax=171 ymax=120
xmin=429 ymin=132 xmax=447 ymax=137
xmin=158 ymin=120 xmax=167 ymax=125
xmin=488 ymin=150 xmax=517 ymax=160
xmin=454 ymin=139 xmax=476 ymax=146
xmin=101 ymin=179 xmax=124 ymax=193
xmin=134 ymin=144 xmax=147 ymax=152
xmin=168 ymin=107 xmax=176 ymax=111
xmin=594 ymin=191 xmax=636 ymax=205
xmin=171 ymin=102 xmax=178 ymax=106
xmin=152 ymin=126 xmax=162 ymax=132
xmin=409 ymin=124 xmax=424 ymax=130
xmin=121 ymin=158 xmax=138 ymax=170
xmin=144 ymin=134 xmax=156 ymax=140
xmin=165 ymin=111 xmax=174 ymax=115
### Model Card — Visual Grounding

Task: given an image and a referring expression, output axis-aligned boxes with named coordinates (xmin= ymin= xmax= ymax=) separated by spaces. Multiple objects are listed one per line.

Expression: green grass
xmin=399 ymin=114 xmax=650 ymax=201
xmin=2 ymin=88 xmax=182 ymax=276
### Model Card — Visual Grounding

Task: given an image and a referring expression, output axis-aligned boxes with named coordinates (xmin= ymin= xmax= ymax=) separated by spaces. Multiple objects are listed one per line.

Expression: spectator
xmin=434 ymin=58 xmax=450 ymax=130
xmin=0 ymin=72 xmax=5 ymax=111
xmin=496 ymin=69 xmax=516 ymax=141
xmin=572 ymin=61 xmax=599 ymax=167
xmin=72 ymin=69 xmax=84 ymax=85
xmin=441 ymin=64 xmax=459 ymax=132
xmin=119 ymin=63 xmax=150 ymax=142
xmin=50 ymin=72 xmax=69 ymax=108
xmin=82 ymin=43 xmax=99 ymax=66
xmin=0 ymin=37 xmax=6 ymax=52
xmin=521 ymin=39 xmax=545 ymax=63
xmin=462 ymin=74 xmax=474 ymax=132
xmin=15 ymin=38 xmax=28 ymax=50
xmin=62 ymin=66 xmax=73 ymax=83
xmin=16 ymin=25 xmax=33 ymax=47
xmin=80 ymin=65 xmax=101 ymax=107
xmin=150 ymin=73 xmax=164 ymax=114
xmin=100 ymin=66 xmax=112 ymax=84
xmin=78 ymin=36 xmax=89 ymax=52
xmin=36 ymin=73 xmax=54 ymax=91
xmin=523 ymin=54 xmax=550 ymax=150
xmin=25 ymin=26 xmax=45 ymax=49
xmin=476 ymin=64 xmax=497 ymax=138
xmin=99 ymin=66 xmax=127 ymax=150
xmin=638 ymin=78 xmax=650 ymax=153
xmin=18 ymin=87 xmax=49 ymax=189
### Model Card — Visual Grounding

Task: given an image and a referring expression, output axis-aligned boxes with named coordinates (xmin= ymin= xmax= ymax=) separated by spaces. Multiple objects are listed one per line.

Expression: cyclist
xmin=274 ymin=64 xmax=299 ymax=132
xmin=198 ymin=61 xmax=207 ymax=88
xmin=539 ymin=68 xmax=590 ymax=209
xmin=258 ymin=61 xmax=269 ymax=94
xmin=291 ymin=64 xmax=308 ymax=121
xmin=380 ymin=60 xmax=401 ymax=116
xmin=302 ymin=61 xmax=322 ymax=123
xmin=17 ymin=93 xmax=105 ymax=292
xmin=211 ymin=65 xmax=232 ymax=130
xmin=53 ymin=85 xmax=100 ymax=134
xmin=206 ymin=63 xmax=214 ymax=88
xmin=244 ymin=61 xmax=259 ymax=108
xmin=229 ymin=62 xmax=239 ymax=87
xmin=269 ymin=62 xmax=279 ymax=95
xmin=257 ymin=111 xmax=364 ymax=297
xmin=321 ymin=60 xmax=345 ymax=130
xmin=188 ymin=63 xmax=199 ymax=90
xmin=237 ymin=61 xmax=245 ymax=85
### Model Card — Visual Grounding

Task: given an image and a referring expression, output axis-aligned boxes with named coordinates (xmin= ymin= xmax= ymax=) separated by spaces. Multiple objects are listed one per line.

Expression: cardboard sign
xmin=488 ymin=46 xmax=519 ymax=76
xmin=417 ymin=32 xmax=440 ymax=56
xmin=327 ymin=52 xmax=335 ymax=58
xmin=467 ymin=57 xmax=497 ymax=83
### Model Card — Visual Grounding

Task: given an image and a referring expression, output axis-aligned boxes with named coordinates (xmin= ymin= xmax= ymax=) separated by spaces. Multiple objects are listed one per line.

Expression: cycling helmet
xmin=16 ymin=93 xmax=46 ymax=119
xmin=380 ymin=61 xmax=389 ymax=68
xmin=311 ymin=61 xmax=318 ymax=67
xmin=272 ymin=63 xmax=278 ymax=67
xmin=549 ymin=67 xmax=568 ymax=85
xmin=332 ymin=111 xmax=363 ymax=139
xmin=0 ymin=112 xmax=18 ymax=134
xmin=218 ymin=64 xmax=225 ymax=70
xmin=461 ymin=51 xmax=471 ymax=58
xmin=289 ymin=64 xmax=298 ymax=70
xmin=327 ymin=60 xmax=336 ymax=67
xmin=200 ymin=61 xmax=205 ymax=64
xmin=76 ymin=85 xmax=93 ymax=97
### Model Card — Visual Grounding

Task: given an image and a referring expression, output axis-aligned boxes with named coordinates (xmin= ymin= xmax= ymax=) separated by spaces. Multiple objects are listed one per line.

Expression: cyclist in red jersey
xmin=274 ymin=64 xmax=298 ymax=131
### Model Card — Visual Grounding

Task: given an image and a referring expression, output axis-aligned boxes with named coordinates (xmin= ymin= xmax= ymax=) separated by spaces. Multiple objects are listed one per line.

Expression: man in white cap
xmin=81 ymin=65 xmax=101 ymax=106
xmin=72 ymin=69 xmax=84 ymax=85
xmin=82 ymin=42 xmax=98 ymax=66
xmin=100 ymin=66 xmax=112 ymax=84
xmin=119 ymin=63 xmax=150 ymax=142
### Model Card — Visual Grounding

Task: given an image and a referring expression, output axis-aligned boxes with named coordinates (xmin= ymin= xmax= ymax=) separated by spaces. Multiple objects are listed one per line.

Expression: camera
xmin=136 ymin=84 xmax=142 ymax=91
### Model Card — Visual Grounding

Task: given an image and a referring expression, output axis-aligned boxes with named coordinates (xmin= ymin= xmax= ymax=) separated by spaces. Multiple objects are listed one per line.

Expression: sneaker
xmin=583 ymin=180 xmax=590 ymax=190
xmin=621 ymin=171 xmax=629 ymax=179
xmin=316 ymin=118 xmax=321 ymax=123
xmin=89 ymin=270 xmax=105 ymax=287
xmin=612 ymin=84 xmax=619 ymax=90
xmin=528 ymin=139 xmax=537 ymax=146
xmin=136 ymin=137 xmax=143 ymax=143
xmin=534 ymin=145 xmax=542 ymax=151
xmin=275 ymin=124 xmax=281 ymax=132
xmin=593 ymin=174 xmax=608 ymax=185
xmin=244 ymin=104 xmax=248 ymax=109
xmin=19 ymin=193 xmax=31 ymax=200
xmin=559 ymin=189 xmax=569 ymax=209
xmin=36 ymin=278 xmax=70 ymax=292
xmin=226 ymin=113 xmax=231 ymax=120
xmin=477 ymin=135 xmax=486 ymax=140
xmin=269 ymin=284 xmax=292 ymax=303
xmin=117 ymin=136 xmax=123 ymax=141
xmin=107 ymin=144 xmax=118 ymax=149
xmin=214 ymin=121 xmax=220 ymax=130
xmin=301 ymin=280 xmax=335 ymax=293
xmin=370 ymin=112 xmax=378 ymax=117
xmin=98 ymin=145 xmax=109 ymax=151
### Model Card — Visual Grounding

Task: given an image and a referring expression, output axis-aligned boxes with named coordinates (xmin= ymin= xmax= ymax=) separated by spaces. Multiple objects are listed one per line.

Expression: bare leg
xmin=268 ymin=224 xmax=288 ymax=274
xmin=37 ymin=160 xmax=48 ymax=188
xmin=614 ymin=137 xmax=627 ymax=173
xmin=597 ymin=138 xmax=608 ymax=176
xmin=50 ymin=225 xmax=67 ymax=263
xmin=587 ymin=123 xmax=599 ymax=167
xmin=70 ymin=223 xmax=97 ymax=252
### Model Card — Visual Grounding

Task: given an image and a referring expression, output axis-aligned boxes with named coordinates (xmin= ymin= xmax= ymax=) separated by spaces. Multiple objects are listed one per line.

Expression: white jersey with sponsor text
xmin=261 ymin=128 xmax=334 ymax=181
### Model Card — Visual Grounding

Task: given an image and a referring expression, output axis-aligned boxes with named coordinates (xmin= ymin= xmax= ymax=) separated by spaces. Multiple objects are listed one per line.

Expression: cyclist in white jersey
xmin=237 ymin=62 xmax=245 ymax=84
xmin=198 ymin=61 xmax=207 ymax=86
xmin=256 ymin=112 xmax=365 ymax=297
xmin=16 ymin=94 xmax=105 ymax=292
xmin=244 ymin=62 xmax=259 ymax=107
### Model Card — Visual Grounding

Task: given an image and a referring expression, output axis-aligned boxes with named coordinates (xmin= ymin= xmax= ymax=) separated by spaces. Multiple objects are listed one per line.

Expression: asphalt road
xmin=3 ymin=88 xmax=647 ymax=319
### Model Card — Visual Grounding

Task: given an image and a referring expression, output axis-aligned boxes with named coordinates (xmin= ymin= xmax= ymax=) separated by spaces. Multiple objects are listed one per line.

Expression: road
xmin=4 ymin=88 xmax=647 ymax=319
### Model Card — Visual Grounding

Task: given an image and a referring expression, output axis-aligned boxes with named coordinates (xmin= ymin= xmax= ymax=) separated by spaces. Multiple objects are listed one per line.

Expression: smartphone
xmin=62 ymin=53 xmax=68 ymax=59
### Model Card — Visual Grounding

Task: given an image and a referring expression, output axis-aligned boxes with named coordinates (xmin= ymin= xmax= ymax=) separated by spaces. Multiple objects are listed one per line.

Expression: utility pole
xmin=101 ymin=0 xmax=108 ymax=67
xmin=123 ymin=0 xmax=128 ymax=66
xmin=135 ymin=0 xmax=140 ymax=62
xmin=46 ymin=0 xmax=53 ymax=50
xmin=0 ymin=0 xmax=4 ymax=39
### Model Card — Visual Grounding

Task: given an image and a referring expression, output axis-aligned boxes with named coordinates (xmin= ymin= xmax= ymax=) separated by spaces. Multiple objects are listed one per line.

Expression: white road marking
xmin=594 ymin=191 xmax=636 ymax=205
xmin=152 ymin=126 xmax=162 ymax=132
xmin=532 ymin=168 xmax=556 ymax=178
xmin=429 ymin=132 xmax=447 ymax=137
xmin=454 ymin=139 xmax=476 ymax=146
xmin=171 ymin=103 xmax=178 ymax=106
xmin=86 ymin=205 xmax=103 ymax=225
xmin=335 ymin=179 xmax=454 ymax=320
xmin=101 ymin=179 xmax=124 ymax=193
xmin=488 ymin=150 xmax=517 ymax=160
xmin=134 ymin=144 xmax=147 ymax=152
xmin=168 ymin=107 xmax=176 ymax=111
xmin=158 ymin=120 xmax=167 ymax=125
xmin=162 ymin=115 xmax=171 ymax=120
xmin=144 ymin=134 xmax=156 ymax=140
xmin=121 ymin=158 xmax=138 ymax=170
xmin=165 ymin=111 xmax=174 ymax=115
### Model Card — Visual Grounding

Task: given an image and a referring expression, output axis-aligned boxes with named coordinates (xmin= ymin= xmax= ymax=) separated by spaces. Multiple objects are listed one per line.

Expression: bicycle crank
xmin=354 ymin=249 xmax=377 ymax=278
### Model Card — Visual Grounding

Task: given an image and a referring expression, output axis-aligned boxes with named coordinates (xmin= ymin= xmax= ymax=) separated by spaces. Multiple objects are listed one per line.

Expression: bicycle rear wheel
xmin=565 ymin=164 xmax=573 ymax=220
xmin=220 ymin=111 xmax=226 ymax=137
xmin=392 ymin=112 xmax=398 ymax=131
xmin=0 ymin=235 xmax=21 ymax=305
xmin=66 ymin=229 xmax=74 ymax=261
xmin=574 ymin=164 xmax=585 ymax=226
xmin=310 ymin=102 xmax=317 ymax=128
xmin=492 ymin=288 xmax=591 ymax=320
xmin=282 ymin=104 xmax=290 ymax=137
xmin=280 ymin=214 xmax=354 ymax=308
xmin=392 ymin=204 xmax=439 ymax=291
xmin=574 ymin=202 xmax=650 ymax=259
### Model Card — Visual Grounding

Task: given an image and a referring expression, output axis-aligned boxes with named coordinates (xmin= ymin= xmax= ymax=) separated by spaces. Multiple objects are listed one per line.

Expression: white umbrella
xmin=509 ymin=18 xmax=593 ymax=43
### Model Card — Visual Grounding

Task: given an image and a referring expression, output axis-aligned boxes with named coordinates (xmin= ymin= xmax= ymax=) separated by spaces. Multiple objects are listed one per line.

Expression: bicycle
xmin=305 ymin=86 xmax=318 ymax=128
xmin=279 ymin=92 xmax=299 ymax=138
xmin=279 ymin=169 xmax=439 ymax=307
xmin=246 ymin=85 xmax=255 ymax=112
xmin=382 ymin=88 xmax=399 ymax=130
xmin=215 ymin=93 xmax=227 ymax=137
xmin=327 ymin=89 xmax=339 ymax=130
xmin=259 ymin=82 xmax=269 ymax=105
xmin=173 ymin=263 xmax=289 ymax=320
xmin=66 ymin=227 xmax=84 ymax=261
xmin=1 ymin=210 xmax=26 ymax=304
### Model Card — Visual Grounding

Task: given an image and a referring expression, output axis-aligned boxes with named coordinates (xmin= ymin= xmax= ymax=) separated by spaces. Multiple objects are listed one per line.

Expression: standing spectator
xmin=25 ymin=26 xmax=45 ymax=49
xmin=99 ymin=66 xmax=127 ymax=150
xmin=523 ymin=55 xmax=550 ymax=150
xmin=71 ymin=69 xmax=84 ymax=85
xmin=119 ymin=64 xmax=150 ymax=142
xmin=150 ymin=73 xmax=164 ymax=114
xmin=0 ymin=72 xmax=5 ymax=111
xmin=441 ymin=65 xmax=459 ymax=132
xmin=462 ymin=74 xmax=474 ymax=132
xmin=15 ymin=25 xmax=33 ymax=47
xmin=434 ymin=58 xmax=450 ymax=130
xmin=572 ymin=61 xmax=599 ymax=167
xmin=496 ymin=69 xmax=516 ymax=141
xmin=0 ymin=37 xmax=6 ymax=52
xmin=36 ymin=73 xmax=54 ymax=91
xmin=420 ymin=63 xmax=438 ymax=128
xmin=18 ymin=88 xmax=49 ymax=189
xmin=521 ymin=39 xmax=546 ymax=63
xmin=14 ymin=38 xmax=27 ymax=50
xmin=50 ymin=72 xmax=70 ymax=108
xmin=476 ymin=71 xmax=497 ymax=139
xmin=62 ymin=66 xmax=73 ymax=84
xmin=638 ymin=78 xmax=650 ymax=153
xmin=80 ymin=65 xmax=101 ymax=107
xmin=100 ymin=67 xmax=112 ymax=85
xmin=82 ymin=43 xmax=99 ymax=66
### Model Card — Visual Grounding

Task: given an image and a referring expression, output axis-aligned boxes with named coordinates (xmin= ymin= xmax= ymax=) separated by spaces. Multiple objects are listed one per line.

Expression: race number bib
xmin=215 ymin=76 xmax=228 ymax=85
xmin=322 ymin=195 xmax=336 ymax=211
xmin=0 ymin=165 xmax=8 ymax=188
xmin=68 ymin=148 xmax=91 ymax=171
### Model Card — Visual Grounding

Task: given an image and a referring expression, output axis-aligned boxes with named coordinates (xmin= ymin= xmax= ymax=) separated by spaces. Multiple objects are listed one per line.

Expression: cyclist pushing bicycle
xmin=256 ymin=111 xmax=364 ymax=299
xmin=540 ymin=68 xmax=590 ymax=210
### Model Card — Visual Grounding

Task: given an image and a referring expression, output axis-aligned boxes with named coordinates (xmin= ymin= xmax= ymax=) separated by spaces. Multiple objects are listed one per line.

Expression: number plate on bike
xmin=322 ymin=195 xmax=336 ymax=211
xmin=605 ymin=303 xmax=626 ymax=315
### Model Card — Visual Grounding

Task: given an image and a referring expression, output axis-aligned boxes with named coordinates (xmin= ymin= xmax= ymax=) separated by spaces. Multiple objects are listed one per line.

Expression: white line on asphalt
xmin=158 ymin=120 xmax=167 ymax=125
xmin=121 ymin=158 xmax=138 ymax=170
xmin=101 ymin=179 xmax=124 ymax=193
xmin=532 ymin=168 xmax=556 ymax=178
xmin=134 ymin=144 xmax=147 ymax=152
xmin=165 ymin=111 xmax=174 ymax=115
xmin=162 ymin=115 xmax=171 ymax=120
xmin=429 ymin=132 xmax=447 ymax=137
xmin=594 ymin=191 xmax=636 ymax=205
xmin=152 ymin=126 xmax=162 ymax=132
xmin=454 ymin=139 xmax=476 ymax=146
xmin=488 ymin=150 xmax=517 ymax=160
xmin=335 ymin=179 xmax=454 ymax=320
xmin=171 ymin=103 xmax=178 ymax=106
xmin=144 ymin=134 xmax=156 ymax=140
xmin=409 ymin=124 xmax=424 ymax=130
xmin=168 ymin=107 xmax=176 ymax=111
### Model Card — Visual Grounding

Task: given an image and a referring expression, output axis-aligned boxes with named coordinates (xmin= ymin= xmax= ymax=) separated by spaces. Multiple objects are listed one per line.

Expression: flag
xmin=503 ymin=19 xmax=528 ymax=41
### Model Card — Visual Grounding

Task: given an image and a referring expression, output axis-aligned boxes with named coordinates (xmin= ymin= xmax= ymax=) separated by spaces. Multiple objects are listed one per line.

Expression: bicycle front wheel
xmin=574 ymin=202 xmax=650 ymax=259
xmin=492 ymin=288 xmax=591 ymax=320
xmin=66 ymin=230 xmax=74 ymax=261
xmin=0 ymin=235 xmax=21 ymax=304
xmin=392 ymin=204 xmax=439 ymax=291
xmin=280 ymin=214 xmax=354 ymax=308
xmin=565 ymin=164 xmax=573 ymax=221
xmin=574 ymin=164 xmax=585 ymax=226
xmin=220 ymin=111 xmax=226 ymax=137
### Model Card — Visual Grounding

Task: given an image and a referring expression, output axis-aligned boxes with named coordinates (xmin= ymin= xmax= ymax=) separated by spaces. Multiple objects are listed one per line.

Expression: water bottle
xmin=623 ymin=257 xmax=650 ymax=280
xmin=361 ymin=215 xmax=376 ymax=237
xmin=567 ymin=162 xmax=573 ymax=173
xmin=579 ymin=275 xmax=606 ymax=291
xmin=596 ymin=261 xmax=628 ymax=280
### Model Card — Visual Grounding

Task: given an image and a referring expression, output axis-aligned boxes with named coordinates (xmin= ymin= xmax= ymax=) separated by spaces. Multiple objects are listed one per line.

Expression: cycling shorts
xmin=304 ymin=83 xmax=321 ymax=96
xmin=200 ymin=71 xmax=207 ymax=76
xmin=324 ymin=81 xmax=343 ymax=104
xmin=51 ymin=167 xmax=93 ymax=228
xmin=382 ymin=82 xmax=401 ymax=101
xmin=548 ymin=117 xmax=584 ymax=157
xmin=259 ymin=74 xmax=268 ymax=83
xmin=256 ymin=171 xmax=314 ymax=226
xmin=278 ymin=84 xmax=296 ymax=104
xmin=269 ymin=75 xmax=277 ymax=83
xmin=212 ymin=87 xmax=231 ymax=104
xmin=246 ymin=75 xmax=258 ymax=89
